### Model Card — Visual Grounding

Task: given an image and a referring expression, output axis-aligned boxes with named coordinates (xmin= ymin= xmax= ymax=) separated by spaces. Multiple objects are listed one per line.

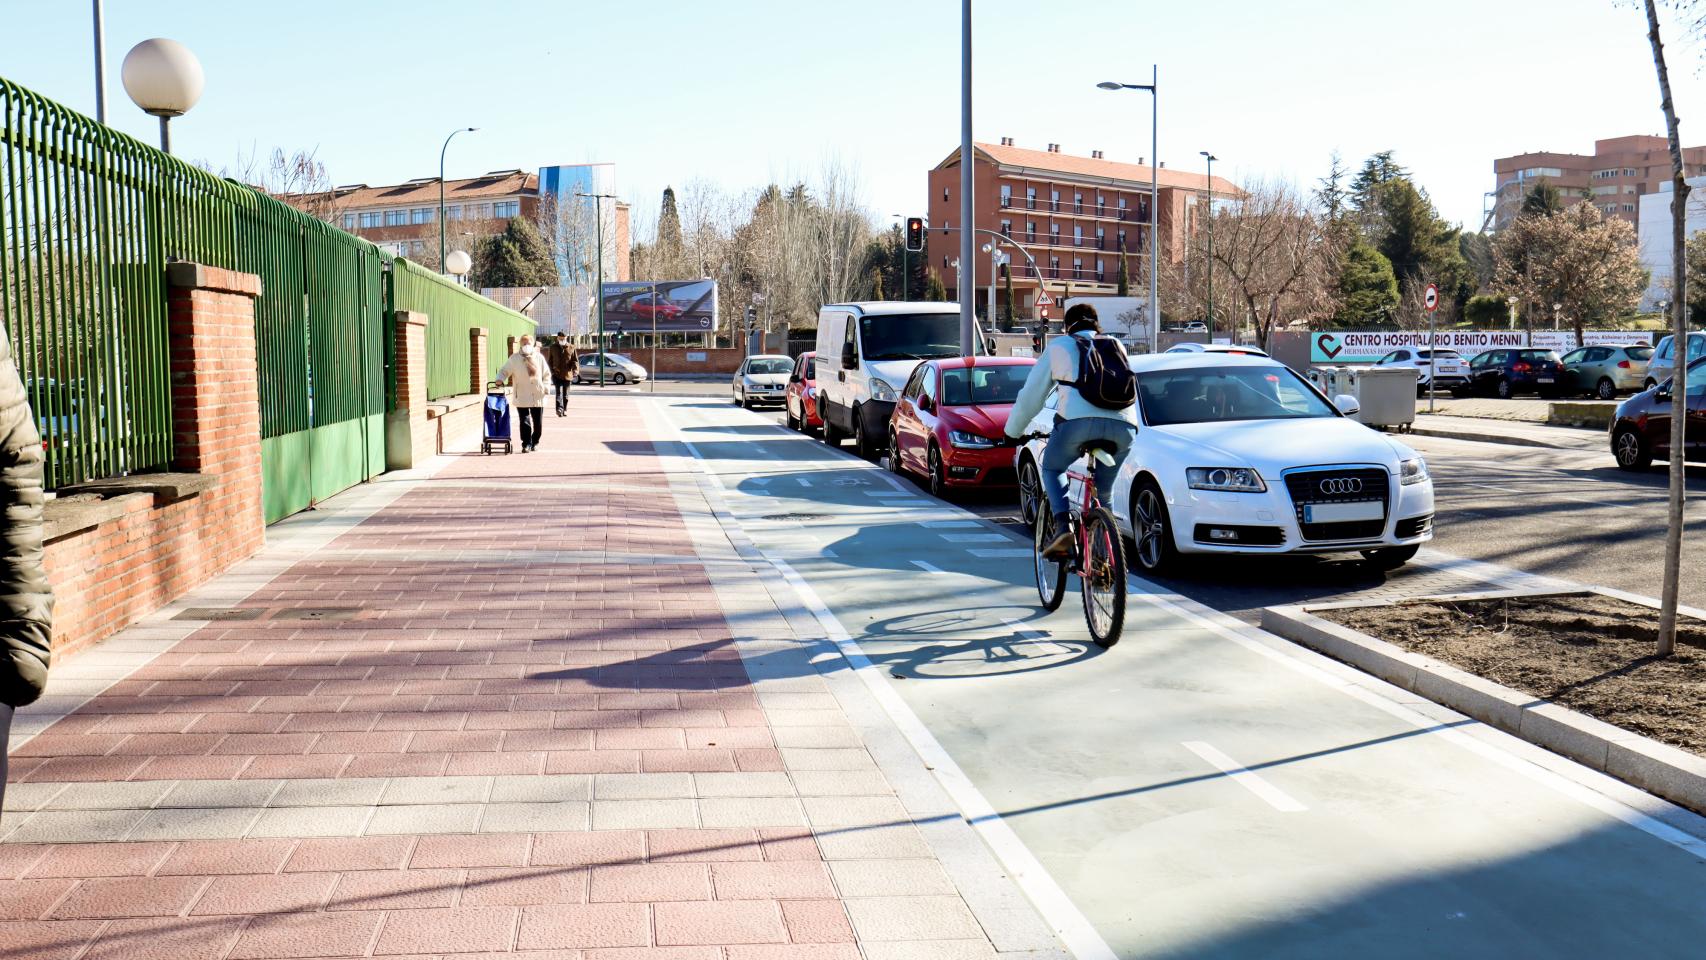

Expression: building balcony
xmin=1000 ymin=196 xmax=1151 ymax=223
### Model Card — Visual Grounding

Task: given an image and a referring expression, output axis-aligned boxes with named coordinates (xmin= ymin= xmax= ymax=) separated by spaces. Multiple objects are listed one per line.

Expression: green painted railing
xmin=392 ymin=257 xmax=535 ymax=400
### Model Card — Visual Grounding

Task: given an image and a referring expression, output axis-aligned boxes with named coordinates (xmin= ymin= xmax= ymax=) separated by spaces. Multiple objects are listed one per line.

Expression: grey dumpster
xmin=1346 ymin=366 xmax=1417 ymax=428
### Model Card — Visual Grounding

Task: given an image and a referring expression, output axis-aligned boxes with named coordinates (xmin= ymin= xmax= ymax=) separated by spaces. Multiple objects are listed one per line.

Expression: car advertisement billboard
xmin=1310 ymin=329 xmax=1653 ymax=364
xmin=600 ymin=280 xmax=718 ymax=333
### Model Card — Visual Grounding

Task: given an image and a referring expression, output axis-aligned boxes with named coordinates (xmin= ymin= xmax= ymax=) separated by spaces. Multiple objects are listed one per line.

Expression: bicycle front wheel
xmin=1034 ymin=503 xmax=1068 ymax=612
xmin=1080 ymin=506 xmax=1127 ymax=647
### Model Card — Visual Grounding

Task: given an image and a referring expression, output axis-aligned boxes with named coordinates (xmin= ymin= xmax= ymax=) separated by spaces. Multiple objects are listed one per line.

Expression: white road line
xmin=1182 ymin=741 xmax=1308 ymax=813
xmin=912 ymin=560 xmax=945 ymax=574
xmin=941 ymin=533 xmax=1008 ymax=543
xmin=749 ymin=477 xmax=770 ymax=486
xmin=820 ymin=548 xmax=839 ymax=559
xmin=797 ymin=478 xmax=812 ymax=487
xmin=923 ymin=520 xmax=980 ymax=529
xmin=969 ymin=548 xmax=1033 ymax=559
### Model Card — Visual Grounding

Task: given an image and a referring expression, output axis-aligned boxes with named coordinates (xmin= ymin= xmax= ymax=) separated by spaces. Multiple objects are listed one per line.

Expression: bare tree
xmin=1205 ymin=180 xmax=1337 ymax=348
xmin=1492 ymin=202 xmax=1646 ymax=341
xmin=214 ymin=146 xmax=346 ymax=222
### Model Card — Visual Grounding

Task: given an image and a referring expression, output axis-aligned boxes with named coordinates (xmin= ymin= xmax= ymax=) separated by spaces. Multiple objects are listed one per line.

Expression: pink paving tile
xmin=641 ymin=749 xmax=736 ymax=773
xmin=107 ymin=732 xmax=227 ymax=756
xmin=12 ymin=734 xmax=128 ymax=757
xmin=529 ymin=831 xmax=646 ymax=868
xmin=133 ymin=754 xmax=252 ymax=780
xmin=239 ymin=754 xmax=352 ymax=779
xmin=545 ymin=750 xmax=639 ymax=774
xmin=445 ymin=751 xmax=547 ymax=776
xmin=0 ymin=919 xmax=108 ymax=960
xmin=501 ymin=729 xmax=596 ymax=752
xmin=685 ymin=728 xmax=773 ymax=750
xmin=589 ymin=863 xmax=711 ymax=902
xmin=646 ymin=830 xmax=764 ymax=863
xmin=329 ymin=868 xmax=460 ymax=911
xmin=229 ymin=911 xmax=384 ymax=959
xmin=460 ymin=866 xmax=587 ymax=906
xmin=285 ymin=837 xmax=414 ymax=873
xmin=758 ymin=828 xmax=822 ymax=863
xmin=734 ymin=749 xmax=785 ymax=772
xmin=0 ymin=878 xmax=77 ymax=920
xmin=515 ymin=903 xmax=651 ymax=950
xmin=341 ymin=752 xmax=448 ymax=778
xmin=308 ymin=731 xmax=412 ymax=754
xmin=81 ymin=916 xmax=248 ymax=960
xmin=780 ymin=900 xmax=855 ymax=943
xmin=464 ymin=710 xmax=554 ymax=731
xmin=724 ymin=946 xmax=861 ymax=960
xmin=187 ymin=713 xmax=292 ymax=734
xmin=252 ymin=696 xmax=352 ymax=714
xmin=585 ymin=950 xmax=720 ymax=960
xmin=0 ymin=844 xmax=49 ymax=879
xmin=280 ymin=712 xmax=383 ymax=733
xmin=595 ymin=728 xmax=688 ymax=750
xmin=212 ymin=732 xmax=319 ymax=755
xmin=156 ymin=839 xmax=298 ymax=876
xmin=373 ymin=905 xmax=518 ymax=954
xmin=710 ymin=862 xmax=836 ymax=900
xmin=94 ymin=714 xmax=196 ymax=734
xmin=410 ymin=833 xmax=531 ymax=869
xmin=52 ymin=875 xmax=211 ymax=919
xmin=192 ymin=872 xmax=337 ymax=914
xmin=24 ymin=842 xmax=175 ymax=878
xmin=640 ymin=709 xmax=726 ymax=729
xmin=653 ymin=900 xmax=788 ymax=946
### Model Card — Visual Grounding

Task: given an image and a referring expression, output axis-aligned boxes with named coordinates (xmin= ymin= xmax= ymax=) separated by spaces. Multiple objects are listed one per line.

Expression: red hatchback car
xmin=785 ymin=351 xmax=822 ymax=434
xmin=889 ymin=356 xmax=1036 ymax=497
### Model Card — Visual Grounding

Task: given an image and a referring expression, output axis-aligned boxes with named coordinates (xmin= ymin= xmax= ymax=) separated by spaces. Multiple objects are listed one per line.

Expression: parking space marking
xmin=1183 ymin=741 xmax=1308 ymax=813
xmin=797 ymin=478 xmax=813 ymax=487
xmin=912 ymin=560 xmax=946 ymax=574
xmin=923 ymin=520 xmax=981 ymax=529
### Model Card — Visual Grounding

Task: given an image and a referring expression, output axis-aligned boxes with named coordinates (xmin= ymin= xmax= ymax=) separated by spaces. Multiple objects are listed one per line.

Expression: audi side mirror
xmin=1333 ymin=393 xmax=1361 ymax=417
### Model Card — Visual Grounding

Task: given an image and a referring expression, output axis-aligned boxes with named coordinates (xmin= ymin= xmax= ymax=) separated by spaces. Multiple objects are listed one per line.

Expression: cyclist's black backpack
xmin=1064 ymin=336 xmax=1137 ymax=410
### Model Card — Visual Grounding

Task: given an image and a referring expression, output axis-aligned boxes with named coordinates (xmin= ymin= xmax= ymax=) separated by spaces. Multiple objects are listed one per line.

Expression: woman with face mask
xmin=497 ymin=335 xmax=552 ymax=452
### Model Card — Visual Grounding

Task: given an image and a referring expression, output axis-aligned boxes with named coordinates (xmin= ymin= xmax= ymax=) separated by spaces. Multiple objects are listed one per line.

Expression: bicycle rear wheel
xmin=1081 ymin=506 xmax=1127 ymax=647
xmin=1034 ymin=503 xmax=1068 ymax=612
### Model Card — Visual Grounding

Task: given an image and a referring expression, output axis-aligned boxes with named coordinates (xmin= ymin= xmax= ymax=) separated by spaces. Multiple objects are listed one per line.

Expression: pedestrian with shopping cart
xmin=498 ymin=334 xmax=552 ymax=452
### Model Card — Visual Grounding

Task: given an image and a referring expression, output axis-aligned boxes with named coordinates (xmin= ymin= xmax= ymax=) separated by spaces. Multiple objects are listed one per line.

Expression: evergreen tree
xmin=1315 ymin=151 xmax=1351 ymax=223
xmin=658 ymin=187 xmax=683 ymax=259
xmin=1375 ymin=178 xmax=1469 ymax=302
xmin=1331 ymin=240 xmax=1400 ymax=327
xmin=470 ymin=216 xmax=557 ymax=289
xmin=1115 ymin=240 xmax=1131 ymax=296
xmin=1521 ymin=180 xmax=1564 ymax=219
xmin=924 ymin=273 xmax=948 ymax=301
xmin=1002 ymin=262 xmax=1016 ymax=325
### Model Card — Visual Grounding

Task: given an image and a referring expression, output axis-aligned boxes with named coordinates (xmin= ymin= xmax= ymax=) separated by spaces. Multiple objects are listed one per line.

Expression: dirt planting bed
xmin=1323 ymin=593 xmax=1706 ymax=758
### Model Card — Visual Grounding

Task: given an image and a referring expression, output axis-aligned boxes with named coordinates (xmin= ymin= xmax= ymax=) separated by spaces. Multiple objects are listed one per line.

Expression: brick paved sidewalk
xmin=1 ymin=395 xmax=1024 ymax=960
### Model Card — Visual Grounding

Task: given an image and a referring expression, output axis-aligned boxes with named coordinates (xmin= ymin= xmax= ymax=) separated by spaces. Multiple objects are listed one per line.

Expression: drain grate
xmin=271 ymin=607 xmax=367 ymax=622
xmin=988 ymin=515 xmax=1028 ymax=526
xmin=757 ymin=513 xmax=821 ymax=523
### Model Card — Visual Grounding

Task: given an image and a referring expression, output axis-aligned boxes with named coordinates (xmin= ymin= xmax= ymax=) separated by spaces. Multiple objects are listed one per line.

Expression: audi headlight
xmin=1186 ymin=467 xmax=1267 ymax=492
xmin=949 ymin=429 xmax=996 ymax=449
xmin=870 ymin=378 xmax=898 ymax=402
xmin=1399 ymin=457 xmax=1429 ymax=486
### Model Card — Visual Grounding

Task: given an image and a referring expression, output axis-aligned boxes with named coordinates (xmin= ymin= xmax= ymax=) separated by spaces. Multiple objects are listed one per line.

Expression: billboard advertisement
xmin=600 ymin=280 xmax=719 ymax=333
xmin=1309 ymin=329 xmax=1654 ymax=364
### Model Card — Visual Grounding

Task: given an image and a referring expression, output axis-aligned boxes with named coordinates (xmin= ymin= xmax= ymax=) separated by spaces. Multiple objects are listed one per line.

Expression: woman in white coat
xmin=497 ymin=335 xmax=552 ymax=452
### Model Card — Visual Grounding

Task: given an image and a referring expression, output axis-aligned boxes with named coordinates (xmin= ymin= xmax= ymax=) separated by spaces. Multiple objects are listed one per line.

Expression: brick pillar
xmin=386 ymin=310 xmax=430 ymax=470
xmin=506 ymin=335 xmax=519 ymax=358
xmin=164 ymin=261 xmax=266 ymax=557
xmin=470 ymin=327 xmax=488 ymax=394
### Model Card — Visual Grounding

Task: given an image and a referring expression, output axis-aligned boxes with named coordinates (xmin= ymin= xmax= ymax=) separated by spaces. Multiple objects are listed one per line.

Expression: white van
xmin=815 ymin=302 xmax=971 ymax=457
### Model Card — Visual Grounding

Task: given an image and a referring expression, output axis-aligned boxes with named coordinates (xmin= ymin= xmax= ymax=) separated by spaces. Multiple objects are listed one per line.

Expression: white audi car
xmin=1016 ymin=353 xmax=1434 ymax=572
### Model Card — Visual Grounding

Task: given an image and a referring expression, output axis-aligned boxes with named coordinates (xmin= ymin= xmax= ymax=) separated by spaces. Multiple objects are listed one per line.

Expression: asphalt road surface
xmin=648 ymin=393 xmax=1706 ymax=960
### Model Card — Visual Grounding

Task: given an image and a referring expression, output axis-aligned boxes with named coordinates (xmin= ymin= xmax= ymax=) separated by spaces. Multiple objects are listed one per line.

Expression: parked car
xmin=785 ymin=351 xmax=823 ymax=434
xmin=1182 ymin=322 xmax=1208 ymax=332
xmin=575 ymin=352 xmax=648 ymax=385
xmin=1645 ymin=332 xmax=1706 ymax=390
xmin=1015 ymin=353 xmax=1434 ymax=572
xmin=1164 ymin=342 xmax=1270 ymax=357
xmin=815 ymin=301 xmax=969 ymax=458
xmin=1373 ymin=348 xmax=1469 ymax=395
xmin=1455 ymin=348 xmax=1565 ymax=399
xmin=1560 ymin=344 xmax=1652 ymax=399
xmin=733 ymin=355 xmax=793 ymax=408
xmin=1610 ymin=356 xmax=1706 ymax=470
xmin=889 ymin=356 xmax=1035 ymax=497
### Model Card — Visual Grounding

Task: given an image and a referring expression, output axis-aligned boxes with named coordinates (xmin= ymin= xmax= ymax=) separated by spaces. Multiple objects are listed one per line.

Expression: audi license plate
xmin=1303 ymin=501 xmax=1384 ymax=524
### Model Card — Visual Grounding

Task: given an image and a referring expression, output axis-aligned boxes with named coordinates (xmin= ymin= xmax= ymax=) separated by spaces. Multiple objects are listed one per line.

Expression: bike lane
xmin=652 ymin=395 xmax=1706 ymax=960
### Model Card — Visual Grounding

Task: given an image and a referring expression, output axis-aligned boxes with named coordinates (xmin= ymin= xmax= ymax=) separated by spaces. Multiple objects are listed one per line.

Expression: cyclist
xmin=1004 ymin=303 xmax=1139 ymax=558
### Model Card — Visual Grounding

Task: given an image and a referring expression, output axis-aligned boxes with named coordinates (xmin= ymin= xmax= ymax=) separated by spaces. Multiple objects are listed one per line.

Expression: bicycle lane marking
xmin=656 ymin=398 xmax=1116 ymax=960
xmin=1182 ymin=741 xmax=1308 ymax=813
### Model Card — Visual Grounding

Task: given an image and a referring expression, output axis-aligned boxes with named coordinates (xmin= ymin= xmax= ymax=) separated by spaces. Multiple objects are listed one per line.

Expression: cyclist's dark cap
xmin=1064 ymin=303 xmax=1099 ymax=332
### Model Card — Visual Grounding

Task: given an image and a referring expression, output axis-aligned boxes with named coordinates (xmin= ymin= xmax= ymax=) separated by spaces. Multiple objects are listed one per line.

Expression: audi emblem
xmin=1319 ymin=477 xmax=1363 ymax=496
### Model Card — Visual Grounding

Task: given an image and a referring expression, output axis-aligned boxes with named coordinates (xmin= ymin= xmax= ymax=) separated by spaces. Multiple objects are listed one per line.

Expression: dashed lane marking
xmin=1183 ymin=741 xmax=1308 ymax=813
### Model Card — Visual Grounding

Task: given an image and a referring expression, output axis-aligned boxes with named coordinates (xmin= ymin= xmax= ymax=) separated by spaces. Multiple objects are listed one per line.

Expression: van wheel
xmin=853 ymin=409 xmax=879 ymax=460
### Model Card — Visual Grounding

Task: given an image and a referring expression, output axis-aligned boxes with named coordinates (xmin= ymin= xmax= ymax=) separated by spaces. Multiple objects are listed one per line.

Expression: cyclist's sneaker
xmin=1042 ymin=515 xmax=1073 ymax=559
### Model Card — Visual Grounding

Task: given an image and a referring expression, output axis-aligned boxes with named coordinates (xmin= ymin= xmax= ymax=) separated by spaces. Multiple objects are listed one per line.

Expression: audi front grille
xmin=1282 ymin=467 xmax=1391 ymax=542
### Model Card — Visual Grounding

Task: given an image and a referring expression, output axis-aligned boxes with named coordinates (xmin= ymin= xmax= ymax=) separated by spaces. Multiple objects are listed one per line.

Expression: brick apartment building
xmin=1491 ymin=135 xmax=1706 ymax=233
xmin=926 ymin=140 xmax=1237 ymax=321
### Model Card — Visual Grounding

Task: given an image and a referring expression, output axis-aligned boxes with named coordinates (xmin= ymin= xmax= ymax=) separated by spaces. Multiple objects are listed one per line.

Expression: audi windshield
xmin=1138 ymin=366 xmax=1339 ymax=426
xmin=859 ymin=314 xmax=962 ymax=361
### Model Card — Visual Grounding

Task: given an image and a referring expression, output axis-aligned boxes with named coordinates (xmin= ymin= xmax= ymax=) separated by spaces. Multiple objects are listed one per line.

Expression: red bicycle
xmin=1020 ymin=434 xmax=1128 ymax=648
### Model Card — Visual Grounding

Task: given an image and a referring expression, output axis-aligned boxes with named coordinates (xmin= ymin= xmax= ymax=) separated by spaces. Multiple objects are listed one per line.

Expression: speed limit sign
xmin=1423 ymin=283 xmax=1440 ymax=313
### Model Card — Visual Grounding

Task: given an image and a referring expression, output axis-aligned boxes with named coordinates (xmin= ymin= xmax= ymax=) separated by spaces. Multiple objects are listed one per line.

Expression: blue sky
xmin=8 ymin=0 xmax=1706 ymax=235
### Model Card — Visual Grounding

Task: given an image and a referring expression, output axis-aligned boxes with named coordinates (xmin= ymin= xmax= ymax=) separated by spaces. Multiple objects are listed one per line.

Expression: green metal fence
xmin=391 ymin=257 xmax=535 ymax=400
xmin=3 ymin=73 xmax=531 ymax=521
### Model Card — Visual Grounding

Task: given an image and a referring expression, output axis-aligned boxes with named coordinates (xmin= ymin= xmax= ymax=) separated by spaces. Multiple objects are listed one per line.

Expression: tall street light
xmin=1097 ymin=71 xmax=1158 ymax=353
xmin=439 ymin=127 xmax=478 ymax=272
xmin=120 ymin=38 xmax=203 ymax=153
xmin=1200 ymin=151 xmax=1218 ymax=342
xmin=576 ymin=191 xmax=618 ymax=386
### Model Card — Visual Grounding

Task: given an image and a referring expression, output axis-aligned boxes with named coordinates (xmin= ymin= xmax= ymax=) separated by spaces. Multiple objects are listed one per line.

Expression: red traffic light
xmin=904 ymin=217 xmax=924 ymax=252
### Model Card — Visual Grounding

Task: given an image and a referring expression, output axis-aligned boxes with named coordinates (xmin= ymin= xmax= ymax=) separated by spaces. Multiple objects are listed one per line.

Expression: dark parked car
xmin=1455 ymin=348 xmax=1565 ymax=399
xmin=1611 ymin=356 xmax=1706 ymax=470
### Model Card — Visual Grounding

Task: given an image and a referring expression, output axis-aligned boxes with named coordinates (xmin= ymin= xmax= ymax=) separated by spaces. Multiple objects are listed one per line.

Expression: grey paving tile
xmin=3 ymin=809 xmax=150 ymax=844
xmin=814 ymin=823 xmax=935 ymax=861
xmin=364 ymin=803 xmax=482 ymax=835
xmin=593 ymin=773 xmax=693 ymax=800
xmin=489 ymin=774 xmax=591 ymax=803
xmin=127 ymin=806 xmax=262 ymax=841
xmin=477 ymin=801 xmax=590 ymax=834
xmin=831 ymin=860 xmax=958 ymax=897
xmin=0 ymin=782 xmax=65 ymax=813
xmin=698 ymin=797 xmax=806 ymax=828
xmin=788 ymin=770 xmax=893 ymax=797
xmin=248 ymin=805 xmax=371 ymax=838
xmin=772 ymin=726 xmax=864 ymax=749
xmin=378 ymin=776 xmax=492 ymax=806
xmin=39 ymin=781 xmax=172 ymax=811
xmin=780 ymin=747 xmax=879 ymax=771
xmin=860 ymin=940 xmax=998 ymax=960
xmin=844 ymin=896 xmax=985 ymax=941
xmin=692 ymin=772 xmax=795 ymax=797
xmin=803 ymin=796 xmax=911 ymax=829
xmin=590 ymin=799 xmax=699 ymax=830
xmin=269 ymin=778 xmax=387 ymax=808
xmin=159 ymin=780 xmax=281 ymax=809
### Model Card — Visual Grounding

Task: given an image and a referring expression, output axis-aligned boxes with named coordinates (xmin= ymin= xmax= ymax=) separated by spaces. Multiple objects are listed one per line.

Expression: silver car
xmin=1560 ymin=345 xmax=1651 ymax=399
xmin=575 ymin=352 xmax=648 ymax=385
xmin=733 ymin=355 xmax=793 ymax=408
xmin=1645 ymin=333 xmax=1705 ymax=391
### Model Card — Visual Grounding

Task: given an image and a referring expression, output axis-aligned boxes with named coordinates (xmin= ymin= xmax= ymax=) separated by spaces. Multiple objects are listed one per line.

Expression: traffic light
xmin=904 ymin=217 xmax=924 ymax=252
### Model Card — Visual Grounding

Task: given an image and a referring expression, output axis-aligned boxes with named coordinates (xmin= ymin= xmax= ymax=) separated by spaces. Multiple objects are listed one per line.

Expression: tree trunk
xmin=1644 ymin=0 xmax=1688 ymax=657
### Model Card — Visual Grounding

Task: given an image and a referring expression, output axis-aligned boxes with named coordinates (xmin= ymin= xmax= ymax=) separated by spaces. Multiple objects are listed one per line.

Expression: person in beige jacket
xmin=1 ymin=330 xmax=53 ymax=819
xmin=497 ymin=335 xmax=552 ymax=452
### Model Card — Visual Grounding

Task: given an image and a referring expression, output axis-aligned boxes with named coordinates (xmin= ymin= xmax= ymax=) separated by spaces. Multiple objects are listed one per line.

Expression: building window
xmin=1073 ymin=257 xmax=1084 ymax=280
xmin=1623 ymin=203 xmax=1636 ymax=212
xmin=1097 ymin=195 xmax=1106 ymax=216
xmin=1049 ymin=256 xmax=1060 ymax=279
xmin=1095 ymin=259 xmax=1105 ymax=281
xmin=359 ymin=211 xmax=382 ymax=228
xmin=1000 ymin=185 xmax=1011 ymax=207
xmin=493 ymin=200 xmax=520 ymax=218
xmin=384 ymin=209 xmax=407 ymax=226
xmin=1000 ymin=219 xmax=1012 ymax=237
xmin=943 ymin=187 xmax=949 ymax=202
xmin=342 ymin=214 xmax=356 ymax=229
xmin=1050 ymin=189 xmax=1060 ymax=212
xmin=411 ymin=207 xmax=434 ymax=224
xmin=1624 ymin=168 xmax=1638 ymax=176
xmin=447 ymin=205 xmax=462 ymax=220
xmin=1073 ymin=225 xmax=1083 ymax=247
xmin=1096 ymin=227 xmax=1105 ymax=249
xmin=1026 ymin=222 xmax=1036 ymax=243
xmin=1074 ymin=192 xmax=1084 ymax=214
xmin=1117 ymin=229 xmax=1127 ymax=250
xmin=1049 ymin=223 xmax=1060 ymax=245
xmin=1026 ymin=187 xmax=1036 ymax=209
xmin=943 ymin=256 xmax=949 ymax=267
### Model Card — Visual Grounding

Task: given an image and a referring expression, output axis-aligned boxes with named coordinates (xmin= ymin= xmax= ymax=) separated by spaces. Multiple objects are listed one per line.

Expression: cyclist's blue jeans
xmin=1040 ymin=417 xmax=1137 ymax=516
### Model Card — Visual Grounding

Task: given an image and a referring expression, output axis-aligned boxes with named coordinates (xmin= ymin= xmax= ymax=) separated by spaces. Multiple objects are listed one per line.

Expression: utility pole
xmin=439 ymin=127 xmax=477 ymax=272
xmin=1201 ymin=151 xmax=1218 ymax=341
xmin=92 ymin=1 xmax=107 ymax=122
xmin=958 ymin=0 xmax=975 ymax=355
xmin=576 ymin=191 xmax=618 ymax=386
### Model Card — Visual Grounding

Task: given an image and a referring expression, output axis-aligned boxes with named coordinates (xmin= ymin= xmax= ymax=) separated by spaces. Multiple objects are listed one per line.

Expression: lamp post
xmin=1200 ymin=151 xmax=1218 ymax=341
xmin=1507 ymin=296 xmax=1519 ymax=331
xmin=1096 ymin=72 xmax=1159 ymax=352
xmin=576 ymin=191 xmax=618 ymax=386
xmin=890 ymin=213 xmax=907 ymax=301
xmin=439 ymin=127 xmax=478 ymax=273
xmin=120 ymin=38 xmax=203 ymax=153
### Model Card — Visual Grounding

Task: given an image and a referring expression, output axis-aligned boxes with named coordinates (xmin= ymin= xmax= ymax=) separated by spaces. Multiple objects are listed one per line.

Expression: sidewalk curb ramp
xmin=1263 ymin=588 xmax=1706 ymax=819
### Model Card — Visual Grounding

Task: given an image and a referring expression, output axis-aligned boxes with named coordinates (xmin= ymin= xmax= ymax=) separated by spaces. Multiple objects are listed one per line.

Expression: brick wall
xmin=41 ymin=263 xmax=267 ymax=661
xmin=644 ymin=348 xmax=749 ymax=375
xmin=469 ymin=328 xmax=488 ymax=394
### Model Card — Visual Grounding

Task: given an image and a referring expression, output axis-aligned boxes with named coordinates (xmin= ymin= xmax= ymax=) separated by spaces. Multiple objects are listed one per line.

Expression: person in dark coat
xmin=545 ymin=333 xmax=578 ymax=417
xmin=0 ymin=330 xmax=53 ymax=817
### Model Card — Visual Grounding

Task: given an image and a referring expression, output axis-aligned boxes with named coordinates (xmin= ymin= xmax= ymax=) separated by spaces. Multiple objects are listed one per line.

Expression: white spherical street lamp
xmin=445 ymin=249 xmax=472 ymax=278
xmin=120 ymin=38 xmax=204 ymax=154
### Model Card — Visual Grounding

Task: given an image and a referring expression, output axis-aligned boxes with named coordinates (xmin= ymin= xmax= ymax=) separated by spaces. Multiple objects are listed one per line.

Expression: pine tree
xmin=924 ymin=273 xmax=948 ymax=301
xmin=1521 ymin=180 xmax=1564 ymax=218
xmin=469 ymin=216 xmax=557 ymax=289
xmin=658 ymin=187 xmax=683 ymax=260
xmin=1115 ymin=240 xmax=1131 ymax=296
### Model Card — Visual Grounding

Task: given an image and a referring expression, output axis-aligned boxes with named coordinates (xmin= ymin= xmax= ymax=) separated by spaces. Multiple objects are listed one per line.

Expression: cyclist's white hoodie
xmin=1004 ymin=331 xmax=1139 ymax=438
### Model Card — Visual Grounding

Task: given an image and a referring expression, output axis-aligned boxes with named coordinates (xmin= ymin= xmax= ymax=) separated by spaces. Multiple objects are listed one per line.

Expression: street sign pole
xmin=1424 ymin=283 xmax=1440 ymax=414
